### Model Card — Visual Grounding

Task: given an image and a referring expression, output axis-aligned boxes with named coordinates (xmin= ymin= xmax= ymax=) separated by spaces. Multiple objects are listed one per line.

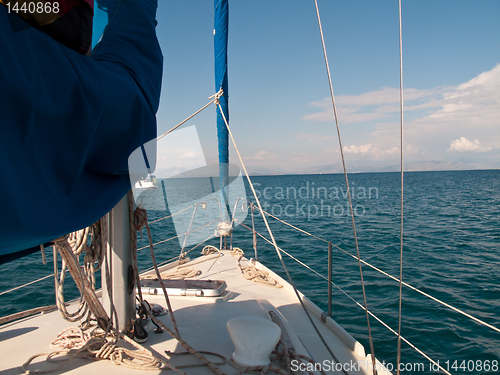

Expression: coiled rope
xmin=22 ymin=325 xmax=165 ymax=373
xmin=201 ymin=246 xmax=282 ymax=288
xmin=23 ymin=221 xmax=166 ymax=374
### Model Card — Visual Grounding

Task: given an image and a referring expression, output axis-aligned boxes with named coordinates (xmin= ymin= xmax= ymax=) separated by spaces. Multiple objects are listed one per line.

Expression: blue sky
xmin=152 ymin=0 xmax=500 ymax=175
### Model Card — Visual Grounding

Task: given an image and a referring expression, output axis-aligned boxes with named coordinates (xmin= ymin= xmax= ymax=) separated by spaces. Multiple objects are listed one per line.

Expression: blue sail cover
xmin=0 ymin=0 xmax=163 ymax=262
xmin=214 ymin=0 xmax=230 ymax=221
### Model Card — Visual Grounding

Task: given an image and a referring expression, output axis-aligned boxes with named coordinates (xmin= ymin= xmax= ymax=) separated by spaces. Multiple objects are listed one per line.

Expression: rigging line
xmin=147 ymin=204 xmax=195 ymax=224
xmin=0 ymin=260 xmax=103 ymax=297
xmin=216 ymin=103 xmax=349 ymax=375
xmin=157 ymin=89 xmax=223 ymax=141
xmin=254 ymin=226 xmax=451 ymax=375
xmin=140 ymin=255 xmax=180 ymax=274
xmin=329 ymin=238 xmax=500 ymax=335
xmin=239 ymin=211 xmax=500 ymax=336
xmin=338 ymin=282 xmax=452 ymax=375
xmin=0 ymin=273 xmax=54 ymax=296
xmin=239 ymin=223 xmax=322 ymax=278
xmin=239 ymin=222 xmax=452 ymax=375
xmin=136 ymin=218 xmax=219 ymax=251
xmin=258 ymin=208 xmax=330 ymax=243
xmin=140 ymin=234 xmax=216 ymax=275
xmin=396 ymin=0 xmax=405 ymax=373
xmin=313 ymin=1 xmax=377 ymax=373
xmin=239 ymin=210 xmax=500 ymax=335
xmin=183 ymin=234 xmax=216 ymax=256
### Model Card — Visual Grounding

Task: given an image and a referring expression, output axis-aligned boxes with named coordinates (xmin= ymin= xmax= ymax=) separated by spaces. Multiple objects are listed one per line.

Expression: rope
xmin=241 ymin=223 xmax=451 ymax=374
xmin=22 ymin=193 xmax=225 ymax=374
xmin=157 ymin=89 xmax=223 ymax=141
xmin=229 ymin=247 xmax=282 ymax=288
xmin=238 ymin=260 xmax=282 ymax=288
xmin=244 ymin=210 xmax=500 ymax=336
xmin=40 ymin=244 xmax=47 ymax=265
xmin=133 ymin=205 xmax=181 ymax=338
xmin=51 ymin=326 xmax=90 ymax=350
xmin=216 ymin=102 xmax=348 ymax=375
xmin=0 ymin=273 xmax=54 ymax=297
xmin=147 ymin=313 xmax=227 ymax=375
xmin=178 ymin=254 xmax=221 ymax=268
xmin=313 ymin=2 xmax=377 ymax=373
xmin=201 ymin=245 xmax=221 ymax=255
xmin=259 ymin=209 xmax=329 ymax=243
xmin=147 ymin=204 xmax=194 ymax=224
xmin=136 ymin=218 xmax=219 ymax=252
xmin=53 ymin=239 xmax=108 ymax=326
xmin=130 ymin=198 xmax=227 ymax=375
xmin=24 ymin=219 xmax=165 ymax=374
xmin=22 ymin=327 xmax=166 ymax=374
xmin=200 ymin=245 xmax=223 ymax=272
xmin=240 ymin=223 xmax=327 ymax=283
xmin=128 ymin=191 xmax=145 ymax=312
xmin=396 ymin=0 xmax=405 ymax=373
xmin=141 ymin=234 xmax=218 ymax=275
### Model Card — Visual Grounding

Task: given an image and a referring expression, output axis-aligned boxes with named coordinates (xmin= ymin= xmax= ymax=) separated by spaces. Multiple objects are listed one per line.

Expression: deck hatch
xmin=139 ymin=279 xmax=227 ymax=297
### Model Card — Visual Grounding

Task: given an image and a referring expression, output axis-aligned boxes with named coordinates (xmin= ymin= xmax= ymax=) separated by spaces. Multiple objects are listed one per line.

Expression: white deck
xmin=0 ymin=250 xmax=391 ymax=375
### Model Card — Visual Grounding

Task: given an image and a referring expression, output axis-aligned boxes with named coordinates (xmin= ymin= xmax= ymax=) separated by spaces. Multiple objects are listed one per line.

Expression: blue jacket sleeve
xmin=0 ymin=0 xmax=163 ymax=259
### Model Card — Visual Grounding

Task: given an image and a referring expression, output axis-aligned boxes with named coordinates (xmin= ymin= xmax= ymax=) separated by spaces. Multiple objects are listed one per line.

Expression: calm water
xmin=1 ymin=169 xmax=499 ymax=374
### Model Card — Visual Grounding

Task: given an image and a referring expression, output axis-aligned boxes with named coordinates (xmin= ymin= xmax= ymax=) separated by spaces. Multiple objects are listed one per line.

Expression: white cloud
xmin=343 ymin=143 xmax=373 ymax=154
xmin=154 ymin=126 xmax=207 ymax=178
xmin=252 ymin=150 xmax=277 ymax=160
xmin=179 ymin=151 xmax=198 ymax=159
xmin=343 ymin=144 xmax=402 ymax=158
xmin=447 ymin=137 xmax=492 ymax=152
xmin=299 ymin=64 xmax=500 ymax=170
xmin=302 ymin=86 xmax=444 ymax=124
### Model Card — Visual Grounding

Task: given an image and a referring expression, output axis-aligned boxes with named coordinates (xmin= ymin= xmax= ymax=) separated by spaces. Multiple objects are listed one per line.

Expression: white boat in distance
xmin=135 ymin=174 xmax=158 ymax=190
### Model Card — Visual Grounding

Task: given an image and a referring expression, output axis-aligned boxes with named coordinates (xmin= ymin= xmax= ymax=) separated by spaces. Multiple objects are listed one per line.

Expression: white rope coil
xmin=238 ymin=260 xmax=282 ymax=288
xmin=201 ymin=245 xmax=220 ymax=255
xmin=23 ymin=326 xmax=164 ymax=373
xmin=230 ymin=248 xmax=282 ymax=288
xmin=23 ymin=219 xmax=164 ymax=374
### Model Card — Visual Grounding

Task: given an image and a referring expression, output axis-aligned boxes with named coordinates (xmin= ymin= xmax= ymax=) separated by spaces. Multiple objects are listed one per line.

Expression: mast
xmin=214 ymin=0 xmax=230 ymax=223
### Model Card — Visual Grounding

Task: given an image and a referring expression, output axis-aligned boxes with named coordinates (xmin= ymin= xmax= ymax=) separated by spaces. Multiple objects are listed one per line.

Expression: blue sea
xmin=1 ymin=169 xmax=499 ymax=374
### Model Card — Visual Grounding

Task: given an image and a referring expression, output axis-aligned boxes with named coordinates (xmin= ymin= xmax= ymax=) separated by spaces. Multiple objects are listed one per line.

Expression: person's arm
xmin=0 ymin=0 xmax=162 ymax=260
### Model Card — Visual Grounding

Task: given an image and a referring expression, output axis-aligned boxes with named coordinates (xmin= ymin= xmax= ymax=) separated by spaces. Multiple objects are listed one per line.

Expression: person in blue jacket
xmin=0 ymin=0 xmax=163 ymax=262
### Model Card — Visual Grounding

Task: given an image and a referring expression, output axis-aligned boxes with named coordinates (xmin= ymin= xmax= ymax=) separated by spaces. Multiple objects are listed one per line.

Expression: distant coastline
xmin=247 ymin=168 xmax=500 ymax=178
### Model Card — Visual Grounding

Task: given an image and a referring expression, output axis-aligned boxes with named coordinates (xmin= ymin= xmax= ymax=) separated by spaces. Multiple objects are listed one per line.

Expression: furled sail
xmin=0 ymin=0 xmax=163 ymax=263
xmin=214 ymin=0 xmax=230 ymax=222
